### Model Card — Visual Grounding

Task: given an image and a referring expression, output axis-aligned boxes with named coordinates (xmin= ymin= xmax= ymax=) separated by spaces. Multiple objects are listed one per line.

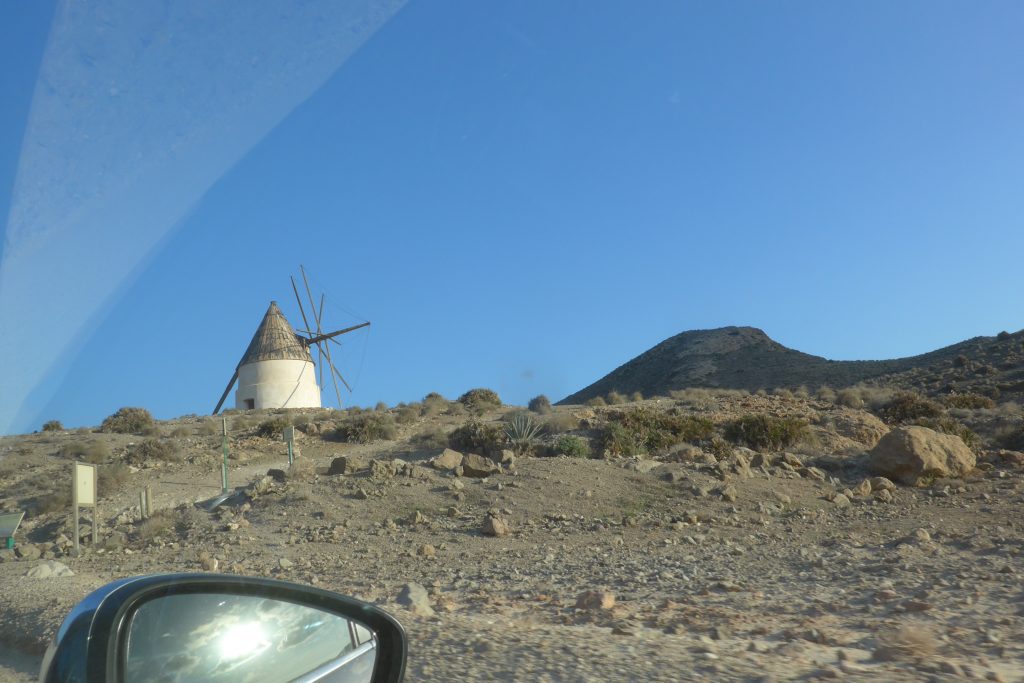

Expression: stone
xmin=751 ymin=452 xmax=774 ymax=468
xmin=870 ymin=476 xmax=896 ymax=492
xmin=14 ymin=544 xmax=41 ymax=561
xmin=462 ymin=453 xmax=499 ymax=478
xmin=482 ymin=515 xmax=510 ymax=537
xmin=417 ymin=544 xmax=436 ymax=558
xmin=852 ymin=479 xmax=872 ymax=497
xmin=832 ymin=493 xmax=851 ymax=508
xmin=328 ymin=456 xmax=352 ymax=475
xmin=575 ymin=590 xmax=616 ymax=610
xmin=25 ymin=560 xmax=74 ymax=578
xmin=397 ymin=582 xmax=435 ymax=617
xmin=369 ymin=459 xmax=397 ymax=479
xmin=868 ymin=426 xmax=976 ymax=486
xmin=287 ymin=457 xmax=315 ymax=481
xmin=278 ymin=557 xmax=293 ymax=569
xmin=831 ymin=411 xmax=890 ymax=448
xmin=266 ymin=468 xmax=287 ymax=483
xmin=720 ymin=485 xmax=738 ymax=503
xmin=499 ymin=450 xmax=517 ymax=467
xmin=874 ymin=489 xmax=894 ymax=503
xmin=432 ymin=449 xmax=464 ymax=471
xmin=200 ymin=553 xmax=219 ymax=572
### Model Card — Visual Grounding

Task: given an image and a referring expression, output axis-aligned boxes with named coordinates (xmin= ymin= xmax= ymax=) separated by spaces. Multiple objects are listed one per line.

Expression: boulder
xmin=26 ymin=560 xmax=74 ymax=579
xmin=328 ymin=456 xmax=351 ymax=475
xmin=482 ymin=514 xmax=510 ymax=537
xmin=576 ymin=590 xmax=616 ymax=610
xmin=461 ymin=453 xmax=499 ymax=478
xmin=397 ymin=582 xmax=435 ymax=617
xmin=14 ymin=544 xmax=41 ymax=561
xmin=830 ymin=411 xmax=890 ymax=448
xmin=868 ymin=426 xmax=975 ymax=486
xmin=432 ymin=449 xmax=464 ymax=471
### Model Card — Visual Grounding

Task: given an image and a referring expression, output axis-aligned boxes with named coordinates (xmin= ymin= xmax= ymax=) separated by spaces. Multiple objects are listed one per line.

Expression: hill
xmin=559 ymin=326 xmax=1024 ymax=404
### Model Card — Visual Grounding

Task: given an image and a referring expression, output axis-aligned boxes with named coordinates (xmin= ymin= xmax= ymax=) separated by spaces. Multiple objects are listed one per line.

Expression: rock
xmin=199 ymin=552 xmax=219 ymax=572
xmin=852 ymin=479 xmax=872 ymax=497
xmin=751 ymin=452 xmax=775 ymax=468
xmin=874 ymin=489 xmax=894 ymax=503
xmin=831 ymin=411 xmax=890 ymax=448
xmin=397 ymin=582 xmax=435 ymax=617
xmin=799 ymin=466 xmax=827 ymax=481
xmin=720 ymin=485 xmax=738 ymax=503
xmin=868 ymin=426 xmax=976 ymax=486
xmin=328 ymin=456 xmax=352 ymax=475
xmin=869 ymin=476 xmax=896 ymax=492
xmin=417 ymin=544 xmax=436 ymax=558
xmin=670 ymin=444 xmax=704 ymax=462
xmin=369 ymin=459 xmax=396 ymax=479
xmin=482 ymin=514 xmax=510 ymax=537
xmin=462 ymin=453 xmax=499 ymax=478
xmin=25 ymin=560 xmax=74 ymax=578
xmin=278 ymin=557 xmax=293 ymax=569
xmin=626 ymin=458 xmax=661 ymax=474
xmin=14 ymin=544 xmax=41 ymax=561
xmin=782 ymin=453 xmax=804 ymax=468
xmin=772 ymin=491 xmax=792 ymax=505
xmin=575 ymin=590 xmax=616 ymax=610
xmin=832 ymin=493 xmax=851 ymax=508
xmin=499 ymin=450 xmax=517 ymax=467
xmin=266 ymin=468 xmax=287 ymax=483
xmin=432 ymin=449 xmax=464 ymax=471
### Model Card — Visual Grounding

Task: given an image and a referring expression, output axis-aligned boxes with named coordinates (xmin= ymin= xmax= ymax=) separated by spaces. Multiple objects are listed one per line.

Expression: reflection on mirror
xmin=125 ymin=593 xmax=377 ymax=683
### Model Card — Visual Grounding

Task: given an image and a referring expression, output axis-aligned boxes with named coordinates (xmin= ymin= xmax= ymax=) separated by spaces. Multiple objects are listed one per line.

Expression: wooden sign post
xmin=72 ymin=462 xmax=98 ymax=556
xmin=283 ymin=426 xmax=295 ymax=466
xmin=221 ymin=417 xmax=229 ymax=493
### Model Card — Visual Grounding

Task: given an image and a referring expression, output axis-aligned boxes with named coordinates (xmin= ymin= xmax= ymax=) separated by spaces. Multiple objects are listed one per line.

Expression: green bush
xmin=554 ymin=434 xmax=591 ymax=458
xmin=943 ymin=393 xmax=995 ymax=410
xmin=101 ymin=407 xmax=155 ymax=434
xmin=528 ymin=395 xmax=553 ymax=414
xmin=723 ymin=414 xmax=808 ymax=451
xmin=128 ymin=438 xmax=181 ymax=464
xmin=600 ymin=408 xmax=714 ymax=457
xmin=256 ymin=417 xmax=292 ymax=439
xmin=42 ymin=420 xmax=63 ymax=432
xmin=458 ymin=388 xmax=502 ymax=413
xmin=448 ymin=420 xmax=506 ymax=456
xmin=335 ymin=413 xmax=398 ymax=444
xmin=880 ymin=392 xmax=944 ymax=424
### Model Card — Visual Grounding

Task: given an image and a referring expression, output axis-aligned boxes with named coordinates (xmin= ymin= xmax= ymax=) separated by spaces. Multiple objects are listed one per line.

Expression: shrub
xmin=458 ymin=388 xmax=502 ymax=413
xmin=375 ymin=401 xmax=389 ymax=412
xmin=448 ymin=420 xmax=506 ymax=456
xmin=528 ymin=395 xmax=553 ymax=414
xmin=421 ymin=392 xmax=448 ymax=416
xmin=42 ymin=420 xmax=63 ymax=432
xmin=554 ymin=434 xmax=590 ymax=458
xmin=544 ymin=412 xmax=580 ymax=434
xmin=35 ymin=489 xmax=72 ymax=514
xmin=256 ymin=417 xmax=291 ymax=439
xmin=606 ymin=391 xmax=627 ymax=405
xmin=816 ymin=386 xmax=837 ymax=403
xmin=170 ymin=426 xmax=191 ymax=438
xmin=835 ymin=388 xmax=864 ymax=409
xmin=772 ymin=388 xmax=794 ymax=399
xmin=98 ymin=463 xmax=131 ymax=497
xmin=943 ymin=393 xmax=995 ymax=410
xmin=412 ymin=427 xmax=449 ymax=450
xmin=137 ymin=511 xmax=175 ymax=542
xmin=631 ymin=391 xmax=644 ymax=402
xmin=58 ymin=440 xmax=111 ymax=463
xmin=395 ymin=405 xmax=420 ymax=424
xmin=335 ymin=413 xmax=398 ymax=444
xmin=997 ymin=330 xmax=1011 ymax=341
xmin=880 ymin=392 xmax=944 ymax=424
xmin=793 ymin=385 xmax=810 ymax=399
xmin=585 ymin=396 xmax=607 ymax=407
xmin=723 ymin=414 xmax=808 ymax=451
xmin=101 ymin=407 xmax=155 ymax=434
xmin=198 ymin=420 xmax=221 ymax=436
xmin=128 ymin=439 xmax=181 ymax=464
xmin=600 ymin=408 xmax=714 ymax=457
xmin=504 ymin=413 xmax=544 ymax=455
xmin=997 ymin=426 xmax=1024 ymax=451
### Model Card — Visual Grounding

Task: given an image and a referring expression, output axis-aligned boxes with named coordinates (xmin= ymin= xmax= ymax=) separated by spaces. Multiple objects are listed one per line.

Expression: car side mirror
xmin=38 ymin=573 xmax=407 ymax=683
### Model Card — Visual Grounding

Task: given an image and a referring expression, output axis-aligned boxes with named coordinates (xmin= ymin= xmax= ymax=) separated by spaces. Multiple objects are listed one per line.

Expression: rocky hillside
xmin=560 ymin=326 xmax=1024 ymax=405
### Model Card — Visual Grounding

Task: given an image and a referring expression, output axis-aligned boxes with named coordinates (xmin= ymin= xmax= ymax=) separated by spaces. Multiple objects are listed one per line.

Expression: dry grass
xmin=544 ymin=412 xmax=581 ymax=434
xmin=873 ymin=624 xmax=939 ymax=662
xmin=137 ymin=511 xmax=175 ymax=542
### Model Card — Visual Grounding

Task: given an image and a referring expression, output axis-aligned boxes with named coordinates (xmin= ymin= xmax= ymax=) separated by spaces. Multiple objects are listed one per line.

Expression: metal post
xmin=72 ymin=465 xmax=79 ymax=557
xmin=92 ymin=505 xmax=98 ymax=547
xmin=287 ymin=438 xmax=294 ymax=466
xmin=145 ymin=485 xmax=153 ymax=517
xmin=139 ymin=491 xmax=146 ymax=520
xmin=221 ymin=417 xmax=229 ymax=493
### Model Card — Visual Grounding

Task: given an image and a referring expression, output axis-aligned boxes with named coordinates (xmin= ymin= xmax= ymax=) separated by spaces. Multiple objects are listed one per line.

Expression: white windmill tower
xmin=212 ymin=267 xmax=369 ymax=413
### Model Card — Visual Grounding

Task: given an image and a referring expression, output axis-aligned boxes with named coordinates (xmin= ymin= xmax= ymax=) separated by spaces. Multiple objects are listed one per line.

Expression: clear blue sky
xmin=2 ymin=1 xmax=1022 ymax=434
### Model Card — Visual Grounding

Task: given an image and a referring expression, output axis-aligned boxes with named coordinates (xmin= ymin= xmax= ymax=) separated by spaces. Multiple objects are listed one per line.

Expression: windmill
xmin=212 ymin=266 xmax=369 ymax=414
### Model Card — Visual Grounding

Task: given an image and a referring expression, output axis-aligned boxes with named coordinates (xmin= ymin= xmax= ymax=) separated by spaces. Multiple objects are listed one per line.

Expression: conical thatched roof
xmin=239 ymin=301 xmax=312 ymax=366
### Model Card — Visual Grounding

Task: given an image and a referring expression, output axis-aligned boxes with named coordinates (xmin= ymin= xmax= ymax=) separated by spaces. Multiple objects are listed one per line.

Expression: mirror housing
xmin=39 ymin=573 xmax=407 ymax=683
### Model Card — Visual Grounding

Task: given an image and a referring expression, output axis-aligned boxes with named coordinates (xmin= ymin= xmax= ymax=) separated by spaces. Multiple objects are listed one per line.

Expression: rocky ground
xmin=1 ymin=394 xmax=1023 ymax=682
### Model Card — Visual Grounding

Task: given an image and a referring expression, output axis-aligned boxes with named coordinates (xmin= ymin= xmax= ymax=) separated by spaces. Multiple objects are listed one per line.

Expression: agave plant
xmin=504 ymin=413 xmax=544 ymax=455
